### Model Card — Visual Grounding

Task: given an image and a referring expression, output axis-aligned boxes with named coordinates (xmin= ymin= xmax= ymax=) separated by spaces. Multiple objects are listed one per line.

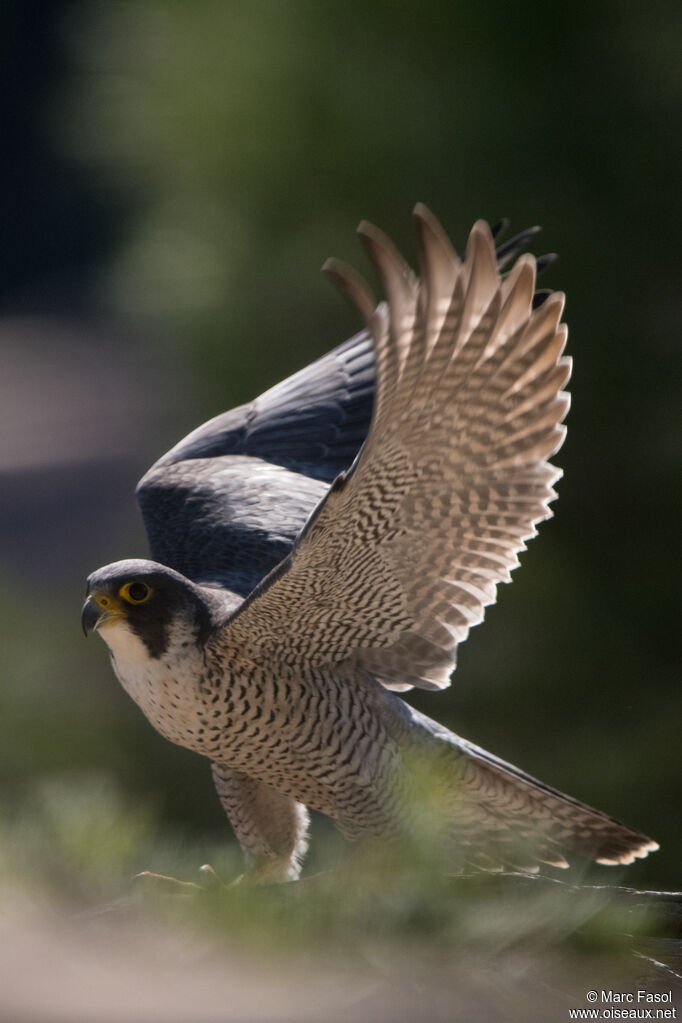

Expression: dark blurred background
xmin=0 ymin=0 xmax=679 ymax=887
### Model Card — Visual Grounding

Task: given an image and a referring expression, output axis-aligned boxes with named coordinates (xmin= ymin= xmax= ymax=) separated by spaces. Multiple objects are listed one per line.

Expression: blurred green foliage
xmin=0 ymin=0 xmax=679 ymax=936
xmin=0 ymin=771 xmax=667 ymax=969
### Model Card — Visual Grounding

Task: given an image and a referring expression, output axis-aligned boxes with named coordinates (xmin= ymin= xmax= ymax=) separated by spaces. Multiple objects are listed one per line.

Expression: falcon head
xmin=81 ymin=559 xmax=214 ymax=659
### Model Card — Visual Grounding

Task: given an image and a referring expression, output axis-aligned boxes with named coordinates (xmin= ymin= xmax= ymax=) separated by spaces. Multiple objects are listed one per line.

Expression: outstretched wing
xmin=225 ymin=205 xmax=571 ymax=690
xmin=136 ymin=219 xmax=556 ymax=598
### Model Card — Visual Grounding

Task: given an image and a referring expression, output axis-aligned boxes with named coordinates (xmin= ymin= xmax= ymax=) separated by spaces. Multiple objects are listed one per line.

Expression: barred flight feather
xmin=227 ymin=205 xmax=571 ymax=693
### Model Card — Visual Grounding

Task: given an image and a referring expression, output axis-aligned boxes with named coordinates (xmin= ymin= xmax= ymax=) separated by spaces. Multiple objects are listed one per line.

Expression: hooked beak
xmin=81 ymin=597 xmax=102 ymax=636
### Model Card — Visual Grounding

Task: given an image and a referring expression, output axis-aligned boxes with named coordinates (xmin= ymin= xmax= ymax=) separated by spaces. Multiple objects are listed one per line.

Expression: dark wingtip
xmin=536 ymin=252 xmax=558 ymax=273
xmin=532 ymin=288 xmax=553 ymax=309
xmin=494 ymin=225 xmax=542 ymax=268
xmin=490 ymin=218 xmax=510 ymax=240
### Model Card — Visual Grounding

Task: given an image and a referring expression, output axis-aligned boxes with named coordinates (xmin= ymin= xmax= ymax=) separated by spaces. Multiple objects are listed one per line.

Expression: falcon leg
xmin=212 ymin=763 xmax=310 ymax=884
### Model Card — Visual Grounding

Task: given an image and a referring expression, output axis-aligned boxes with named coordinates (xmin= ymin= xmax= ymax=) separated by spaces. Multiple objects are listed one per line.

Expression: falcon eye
xmin=120 ymin=581 xmax=152 ymax=605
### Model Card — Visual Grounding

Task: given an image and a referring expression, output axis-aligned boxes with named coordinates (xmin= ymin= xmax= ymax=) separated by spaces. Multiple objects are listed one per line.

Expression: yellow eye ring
xmin=119 ymin=581 xmax=153 ymax=605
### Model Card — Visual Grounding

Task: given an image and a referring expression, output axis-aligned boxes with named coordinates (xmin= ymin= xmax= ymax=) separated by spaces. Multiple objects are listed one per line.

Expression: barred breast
xmin=195 ymin=643 xmax=409 ymax=834
xmin=105 ymin=615 xmax=405 ymax=834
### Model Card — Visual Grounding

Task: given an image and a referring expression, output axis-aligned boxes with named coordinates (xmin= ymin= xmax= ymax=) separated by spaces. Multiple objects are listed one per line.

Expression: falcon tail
xmin=409 ymin=709 xmax=659 ymax=871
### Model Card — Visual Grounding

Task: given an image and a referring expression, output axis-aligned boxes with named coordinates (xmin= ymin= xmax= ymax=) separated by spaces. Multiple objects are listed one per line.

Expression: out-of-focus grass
xmin=0 ymin=774 xmax=679 ymax=1023
xmin=0 ymin=772 xmax=668 ymax=963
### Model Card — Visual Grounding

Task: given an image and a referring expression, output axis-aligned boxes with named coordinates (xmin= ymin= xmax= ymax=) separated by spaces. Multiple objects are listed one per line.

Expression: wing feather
xmin=226 ymin=207 xmax=571 ymax=691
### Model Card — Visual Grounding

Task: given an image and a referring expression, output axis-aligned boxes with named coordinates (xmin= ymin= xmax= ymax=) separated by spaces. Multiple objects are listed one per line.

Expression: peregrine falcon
xmin=82 ymin=206 xmax=658 ymax=882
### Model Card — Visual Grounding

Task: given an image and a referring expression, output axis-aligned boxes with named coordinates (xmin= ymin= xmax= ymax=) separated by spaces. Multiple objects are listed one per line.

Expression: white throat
xmin=98 ymin=619 xmax=205 ymax=747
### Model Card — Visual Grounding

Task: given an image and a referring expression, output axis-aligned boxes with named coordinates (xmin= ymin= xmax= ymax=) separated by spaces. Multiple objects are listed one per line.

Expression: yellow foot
xmin=133 ymin=863 xmax=228 ymax=893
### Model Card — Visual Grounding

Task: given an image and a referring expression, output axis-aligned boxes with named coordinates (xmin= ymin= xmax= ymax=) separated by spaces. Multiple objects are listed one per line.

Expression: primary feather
xmin=227 ymin=210 xmax=570 ymax=691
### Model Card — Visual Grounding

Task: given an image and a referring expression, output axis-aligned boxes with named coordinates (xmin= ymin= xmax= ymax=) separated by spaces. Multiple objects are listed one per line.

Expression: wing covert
xmin=136 ymin=332 xmax=374 ymax=593
xmin=224 ymin=206 xmax=571 ymax=689
xmin=151 ymin=331 xmax=376 ymax=483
